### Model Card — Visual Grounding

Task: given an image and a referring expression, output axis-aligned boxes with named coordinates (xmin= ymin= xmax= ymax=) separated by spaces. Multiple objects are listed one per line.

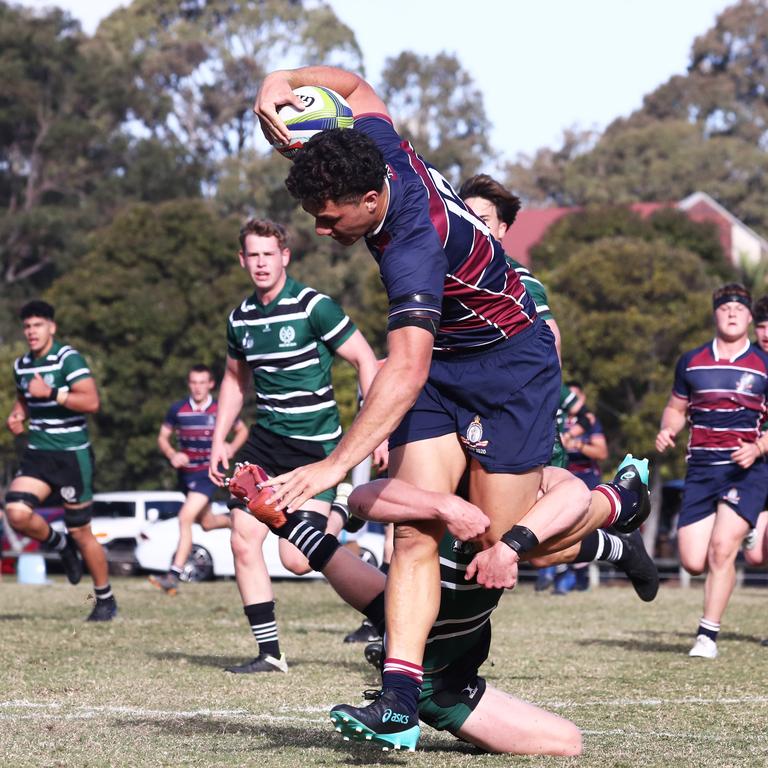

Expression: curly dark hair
xmin=458 ymin=174 xmax=521 ymax=227
xmin=20 ymin=300 xmax=55 ymax=321
xmin=753 ymin=295 xmax=768 ymax=325
xmin=285 ymin=128 xmax=387 ymax=206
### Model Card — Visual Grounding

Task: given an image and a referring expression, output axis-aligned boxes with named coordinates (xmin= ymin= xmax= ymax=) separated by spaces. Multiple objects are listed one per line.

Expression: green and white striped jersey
xmin=424 ymin=536 xmax=504 ymax=674
xmin=505 ymin=256 xmax=554 ymax=321
xmin=227 ymin=277 xmax=356 ymax=442
xmin=13 ymin=339 xmax=93 ymax=451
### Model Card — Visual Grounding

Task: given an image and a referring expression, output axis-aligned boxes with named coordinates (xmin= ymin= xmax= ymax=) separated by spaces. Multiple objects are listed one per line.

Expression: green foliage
xmin=0 ymin=339 xmax=25 ymax=491
xmin=379 ymin=51 xmax=492 ymax=186
xmin=544 ymin=235 xmax=716 ymax=479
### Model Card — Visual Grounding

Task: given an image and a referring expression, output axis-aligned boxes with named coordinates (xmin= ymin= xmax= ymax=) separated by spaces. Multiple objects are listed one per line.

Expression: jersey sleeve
xmin=60 ymin=348 xmax=92 ymax=387
xmin=506 ymin=258 xmax=553 ymax=321
xmin=672 ymin=353 xmax=690 ymax=400
xmin=307 ymin=293 xmax=357 ymax=352
xmin=226 ymin=311 xmax=246 ymax=361
xmin=164 ymin=401 xmax=180 ymax=429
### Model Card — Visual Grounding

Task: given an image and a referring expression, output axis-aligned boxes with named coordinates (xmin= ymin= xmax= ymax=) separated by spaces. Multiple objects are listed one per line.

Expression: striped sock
xmin=697 ymin=617 xmax=720 ymax=642
xmin=244 ymin=601 xmax=280 ymax=657
xmin=597 ymin=529 xmax=625 ymax=562
xmin=45 ymin=528 xmax=66 ymax=551
xmin=94 ymin=584 xmax=113 ymax=601
xmin=284 ymin=519 xmax=339 ymax=571
xmin=169 ymin=565 xmax=183 ymax=580
xmin=595 ymin=483 xmax=622 ymax=527
xmin=382 ymin=658 xmax=423 ymax=719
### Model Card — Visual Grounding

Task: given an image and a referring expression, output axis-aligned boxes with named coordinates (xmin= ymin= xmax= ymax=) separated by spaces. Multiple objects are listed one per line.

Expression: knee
xmin=67 ymin=523 xmax=93 ymax=543
xmin=282 ymin=552 xmax=311 ymax=575
xmin=4 ymin=502 xmax=33 ymax=528
xmin=680 ymin=553 xmax=706 ymax=576
xmin=393 ymin=522 xmax=440 ymax=557
xmin=707 ymin=541 xmax=738 ymax=571
xmin=230 ymin=530 xmax=253 ymax=563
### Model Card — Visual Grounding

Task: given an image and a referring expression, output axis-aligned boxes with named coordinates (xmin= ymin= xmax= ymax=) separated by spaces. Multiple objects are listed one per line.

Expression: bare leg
xmin=457 ymin=685 xmax=582 ymax=756
xmin=385 ymin=434 xmax=467 ymax=665
xmin=4 ymin=477 xmax=53 ymax=540
xmin=278 ymin=499 xmax=331 ymax=575
xmin=744 ymin=510 xmax=768 ymax=566
xmin=230 ymin=508 xmax=272 ymax=605
xmin=172 ymin=492 xmax=212 ymax=570
xmin=68 ymin=520 xmax=109 ymax=586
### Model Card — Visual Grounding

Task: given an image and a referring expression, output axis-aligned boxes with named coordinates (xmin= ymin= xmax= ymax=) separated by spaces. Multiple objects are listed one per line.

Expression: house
xmin=502 ymin=191 xmax=768 ymax=269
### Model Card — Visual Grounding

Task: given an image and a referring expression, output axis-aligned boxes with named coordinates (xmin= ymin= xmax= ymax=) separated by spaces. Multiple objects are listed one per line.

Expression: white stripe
xmin=439 ymin=581 xmax=484 ymax=591
xmin=65 ymin=367 xmax=90 ymax=381
xmin=254 ymin=360 xmax=320 ymax=373
xmin=320 ymin=317 xmax=349 ymax=342
xmin=431 ymin=606 xmax=495 ymax=628
xmin=426 ymin=616 xmax=492 ymax=644
xmin=245 ymin=342 xmax=317 ymax=362
xmin=257 ymin=401 xmax=335 ymax=415
xmin=258 ymin=386 xmax=332 ymax=402
xmin=438 ymin=555 xmax=467 ymax=571
xmin=29 ymin=425 xmax=85 ymax=434
xmin=231 ymin=311 xmax=308 ymax=327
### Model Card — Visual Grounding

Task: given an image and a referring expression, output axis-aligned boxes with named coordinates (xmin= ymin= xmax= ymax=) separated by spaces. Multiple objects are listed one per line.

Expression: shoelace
xmin=363 ymin=689 xmax=383 ymax=701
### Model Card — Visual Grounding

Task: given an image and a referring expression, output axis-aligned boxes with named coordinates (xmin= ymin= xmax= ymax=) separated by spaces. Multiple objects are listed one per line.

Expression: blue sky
xmin=23 ymin=0 xmax=735 ymax=162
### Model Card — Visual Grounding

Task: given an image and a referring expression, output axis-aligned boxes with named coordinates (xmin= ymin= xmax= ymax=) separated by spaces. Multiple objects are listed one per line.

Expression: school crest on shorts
xmin=724 ymin=487 xmax=740 ymax=506
xmin=460 ymin=415 xmax=489 ymax=455
xmin=60 ymin=486 xmax=76 ymax=502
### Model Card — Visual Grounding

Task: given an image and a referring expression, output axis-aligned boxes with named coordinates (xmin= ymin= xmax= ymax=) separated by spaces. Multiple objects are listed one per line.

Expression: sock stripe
xmin=383 ymin=658 xmax=424 ymax=683
xmin=699 ymin=618 xmax=720 ymax=632
xmin=595 ymin=484 xmax=622 ymax=527
xmin=594 ymin=530 xmax=607 ymax=561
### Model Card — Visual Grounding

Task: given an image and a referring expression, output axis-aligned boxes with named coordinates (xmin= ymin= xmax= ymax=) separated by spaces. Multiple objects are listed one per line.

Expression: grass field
xmin=1 ymin=574 xmax=767 ymax=768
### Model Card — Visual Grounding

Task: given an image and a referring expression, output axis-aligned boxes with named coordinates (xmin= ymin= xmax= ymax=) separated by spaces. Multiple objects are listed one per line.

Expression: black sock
xmin=362 ymin=592 xmax=385 ymax=636
xmin=45 ymin=528 xmax=66 ymax=551
xmin=169 ymin=565 xmax=183 ymax=579
xmin=601 ymin=530 xmax=626 ymax=563
xmin=572 ymin=531 xmax=601 ymax=563
xmin=94 ymin=584 xmax=113 ymax=601
xmin=244 ymin=601 xmax=280 ymax=657
xmin=379 ymin=562 xmax=390 ymax=575
xmin=697 ymin=618 xmax=720 ymax=642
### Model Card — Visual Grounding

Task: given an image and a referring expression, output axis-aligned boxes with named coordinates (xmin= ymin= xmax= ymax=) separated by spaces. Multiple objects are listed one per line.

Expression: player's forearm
xmin=157 ymin=433 xmax=176 ymax=461
xmin=58 ymin=388 xmax=99 ymax=413
xmin=280 ymin=66 xmax=365 ymax=100
xmin=660 ymin=406 xmax=686 ymax=436
xmin=212 ymin=377 xmax=245 ymax=448
xmin=328 ymin=362 xmax=425 ymax=474
xmin=350 ymin=479 xmax=442 ymax=523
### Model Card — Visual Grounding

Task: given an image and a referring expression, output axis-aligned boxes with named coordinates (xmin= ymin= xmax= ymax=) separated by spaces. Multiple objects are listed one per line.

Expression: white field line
xmin=2 ymin=694 xmax=768 ymax=722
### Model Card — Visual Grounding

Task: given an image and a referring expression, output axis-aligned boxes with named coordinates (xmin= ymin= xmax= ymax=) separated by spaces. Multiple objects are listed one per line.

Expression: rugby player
xmin=656 ymin=283 xmax=768 ymax=659
xmin=208 ymin=218 xmax=384 ymax=673
xmin=253 ymin=67 xmax=649 ymax=741
xmin=5 ymin=300 xmax=116 ymax=621
xmin=149 ymin=364 xmax=247 ymax=594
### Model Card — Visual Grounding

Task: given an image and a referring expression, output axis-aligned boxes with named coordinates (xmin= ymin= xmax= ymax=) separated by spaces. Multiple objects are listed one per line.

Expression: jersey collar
xmin=368 ymin=177 xmax=391 ymax=238
xmin=711 ymin=337 xmax=751 ymax=363
xmin=188 ymin=395 xmax=213 ymax=412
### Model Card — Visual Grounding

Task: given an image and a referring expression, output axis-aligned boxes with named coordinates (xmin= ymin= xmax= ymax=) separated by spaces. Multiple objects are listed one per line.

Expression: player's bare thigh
xmin=388 ymin=432 xmax=467 ymax=493
xmin=456 ymin=684 xmax=582 ymax=756
xmin=677 ymin=513 xmax=718 ymax=574
xmin=178 ymin=491 xmax=211 ymax=524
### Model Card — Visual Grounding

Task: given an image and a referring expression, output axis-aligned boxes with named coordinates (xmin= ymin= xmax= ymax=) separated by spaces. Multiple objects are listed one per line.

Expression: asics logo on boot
xmin=620 ymin=469 xmax=637 ymax=482
xmin=382 ymin=709 xmax=410 ymax=724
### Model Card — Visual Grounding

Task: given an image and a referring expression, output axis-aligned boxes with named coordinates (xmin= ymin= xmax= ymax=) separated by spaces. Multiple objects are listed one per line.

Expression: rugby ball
xmin=274 ymin=86 xmax=354 ymax=160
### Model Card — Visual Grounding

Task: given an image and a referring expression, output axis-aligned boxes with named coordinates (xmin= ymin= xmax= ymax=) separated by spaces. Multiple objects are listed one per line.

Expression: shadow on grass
xmin=148 ymin=650 xmax=371 ymax=672
xmin=121 ymin=717 xmax=477 ymax=762
xmin=0 ymin=613 xmax=28 ymax=621
xmin=581 ymin=628 xmax=766 ymax=653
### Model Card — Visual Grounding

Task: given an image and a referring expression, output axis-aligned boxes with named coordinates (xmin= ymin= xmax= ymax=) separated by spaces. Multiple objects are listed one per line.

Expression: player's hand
xmin=224 ymin=442 xmax=239 ymax=460
xmin=372 ymin=440 xmax=389 ymax=474
xmin=28 ymin=373 xmax=51 ymax=398
xmin=208 ymin=442 xmax=231 ymax=486
xmin=253 ymin=72 xmax=304 ymax=147
xmin=6 ymin=411 xmax=25 ymax=435
xmin=170 ymin=451 xmax=189 ymax=469
xmin=262 ymin=457 xmax=346 ymax=513
xmin=465 ymin=541 xmax=519 ymax=590
xmin=438 ymin=496 xmax=490 ymax=542
xmin=732 ymin=438 xmax=759 ymax=469
xmin=655 ymin=428 xmax=676 ymax=453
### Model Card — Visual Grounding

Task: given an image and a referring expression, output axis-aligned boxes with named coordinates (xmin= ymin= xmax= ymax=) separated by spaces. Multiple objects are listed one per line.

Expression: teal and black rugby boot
xmin=609 ymin=454 xmax=651 ymax=534
xmin=330 ymin=689 xmax=420 ymax=752
xmin=615 ymin=531 xmax=659 ymax=602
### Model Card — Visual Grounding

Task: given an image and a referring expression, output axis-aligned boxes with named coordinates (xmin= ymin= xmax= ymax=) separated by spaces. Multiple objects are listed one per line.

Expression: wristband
xmin=501 ymin=525 xmax=539 ymax=556
xmin=56 ymin=387 xmax=69 ymax=405
xmin=49 ymin=386 xmax=58 ymax=402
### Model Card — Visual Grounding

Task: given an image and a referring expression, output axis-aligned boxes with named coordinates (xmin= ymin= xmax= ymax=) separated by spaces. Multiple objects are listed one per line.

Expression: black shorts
xmin=17 ymin=448 xmax=94 ymax=525
xmin=237 ymin=424 xmax=338 ymax=504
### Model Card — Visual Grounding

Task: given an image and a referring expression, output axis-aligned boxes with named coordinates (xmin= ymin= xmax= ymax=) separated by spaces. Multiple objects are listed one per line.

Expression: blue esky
xmin=23 ymin=0 xmax=735 ymax=161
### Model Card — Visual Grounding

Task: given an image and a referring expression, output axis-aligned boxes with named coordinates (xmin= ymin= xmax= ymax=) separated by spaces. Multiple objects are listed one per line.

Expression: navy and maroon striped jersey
xmin=356 ymin=114 xmax=536 ymax=353
xmin=673 ymin=339 xmax=768 ymax=465
xmin=163 ymin=396 xmax=217 ymax=473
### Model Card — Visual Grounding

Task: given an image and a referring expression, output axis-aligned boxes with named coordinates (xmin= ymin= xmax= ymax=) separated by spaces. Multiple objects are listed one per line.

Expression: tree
xmin=379 ymin=51 xmax=493 ymax=186
xmin=543 ymin=233 xmax=718 ymax=480
xmin=96 ymin=0 xmax=363 ymax=184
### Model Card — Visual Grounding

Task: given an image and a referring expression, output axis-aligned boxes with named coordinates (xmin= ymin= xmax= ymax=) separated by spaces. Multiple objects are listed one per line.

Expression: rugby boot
xmin=344 ymin=619 xmax=381 ymax=643
xmin=607 ymin=454 xmax=651 ymax=534
xmin=364 ymin=641 xmax=383 ymax=670
xmin=86 ymin=597 xmax=117 ymax=622
xmin=224 ymin=653 xmax=288 ymax=673
xmin=614 ymin=530 xmax=659 ymax=602
xmin=148 ymin=571 xmax=179 ymax=595
xmin=330 ymin=689 xmax=420 ymax=751
xmin=59 ymin=533 xmax=83 ymax=585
